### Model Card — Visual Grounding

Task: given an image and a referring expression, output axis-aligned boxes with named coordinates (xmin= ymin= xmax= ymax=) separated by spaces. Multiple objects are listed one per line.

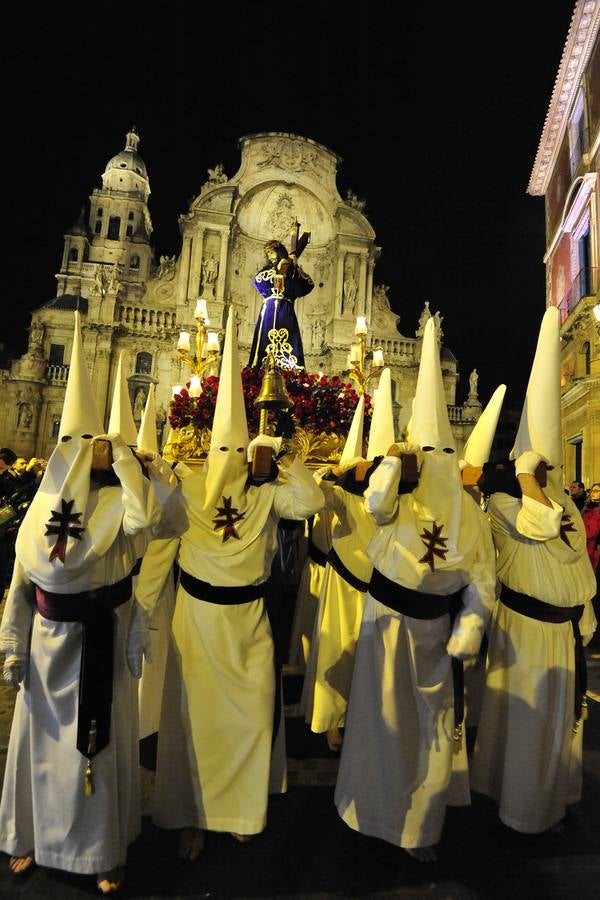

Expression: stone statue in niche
xmin=133 ymin=387 xmax=147 ymax=423
xmin=202 ymin=254 xmax=219 ymax=285
xmin=342 ymin=264 xmax=358 ymax=316
xmin=107 ymin=265 xmax=121 ymax=295
xmin=311 ymin=318 xmax=326 ymax=350
xmin=92 ymin=266 xmax=109 ymax=298
xmin=433 ymin=310 xmax=444 ymax=344
xmin=17 ymin=403 xmax=33 ymax=429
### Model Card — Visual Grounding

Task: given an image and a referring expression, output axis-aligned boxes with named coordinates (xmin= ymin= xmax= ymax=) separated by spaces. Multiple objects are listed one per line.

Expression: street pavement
xmin=0 ymin=631 xmax=598 ymax=899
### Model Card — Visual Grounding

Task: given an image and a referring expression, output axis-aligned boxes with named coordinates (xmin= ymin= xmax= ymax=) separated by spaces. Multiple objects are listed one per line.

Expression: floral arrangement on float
xmin=166 ymin=367 xmax=372 ymax=465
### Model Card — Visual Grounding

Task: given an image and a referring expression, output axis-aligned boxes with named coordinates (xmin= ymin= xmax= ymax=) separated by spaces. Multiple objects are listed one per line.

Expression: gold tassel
xmin=582 ymin=696 xmax=588 ymax=721
xmin=573 ymin=718 xmax=581 ymax=734
xmin=453 ymin=724 xmax=463 ymax=754
xmin=85 ymin=759 xmax=94 ymax=796
xmin=85 ymin=718 xmax=97 ymax=796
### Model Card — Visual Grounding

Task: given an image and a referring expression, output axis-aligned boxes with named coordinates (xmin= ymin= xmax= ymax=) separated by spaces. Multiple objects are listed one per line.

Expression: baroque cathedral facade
xmin=0 ymin=130 xmax=481 ymax=459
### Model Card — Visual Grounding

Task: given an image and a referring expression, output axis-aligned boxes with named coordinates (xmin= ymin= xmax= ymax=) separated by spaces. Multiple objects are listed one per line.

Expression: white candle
xmin=172 ymin=384 xmax=183 ymax=396
xmin=355 ymin=315 xmax=368 ymax=335
xmin=207 ymin=331 xmax=220 ymax=352
xmin=373 ymin=388 xmax=379 ymax=406
xmin=349 ymin=343 xmax=361 ymax=362
xmin=194 ymin=299 xmax=208 ymax=320
xmin=189 ymin=375 xmax=202 ymax=398
xmin=318 ymin=371 xmax=324 ymax=380
xmin=177 ymin=331 xmax=190 ymax=352
xmin=373 ymin=348 xmax=384 ymax=367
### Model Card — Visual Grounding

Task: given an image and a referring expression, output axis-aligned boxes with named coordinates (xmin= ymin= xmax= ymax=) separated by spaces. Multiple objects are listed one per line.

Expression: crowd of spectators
xmin=0 ymin=448 xmax=47 ymax=592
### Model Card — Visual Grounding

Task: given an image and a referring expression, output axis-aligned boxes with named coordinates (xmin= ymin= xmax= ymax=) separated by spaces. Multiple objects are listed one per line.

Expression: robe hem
xmin=152 ymin=815 xmax=266 ymax=835
xmin=337 ymin=807 xmax=444 ymax=849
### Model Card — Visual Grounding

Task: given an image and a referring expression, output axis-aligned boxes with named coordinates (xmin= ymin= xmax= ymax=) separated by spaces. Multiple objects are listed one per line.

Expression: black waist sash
xmin=369 ymin=567 xmax=466 ymax=738
xmin=500 ymin=584 xmax=587 ymax=722
xmin=180 ymin=569 xmax=271 ymax=605
xmin=327 ymin=548 xmax=369 ymax=593
xmin=308 ymin=539 xmax=328 ymax=567
xmin=34 ymin=573 xmax=133 ymax=766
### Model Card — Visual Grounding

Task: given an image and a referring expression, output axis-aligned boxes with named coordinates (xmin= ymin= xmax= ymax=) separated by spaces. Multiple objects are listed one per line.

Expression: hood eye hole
xmin=236 ymin=447 xmax=244 ymax=453
xmin=422 ymin=446 xmax=435 ymax=452
xmin=219 ymin=446 xmax=229 ymax=452
xmin=81 ymin=433 xmax=93 ymax=439
xmin=443 ymin=447 xmax=455 ymax=454
xmin=61 ymin=436 xmax=72 ymax=442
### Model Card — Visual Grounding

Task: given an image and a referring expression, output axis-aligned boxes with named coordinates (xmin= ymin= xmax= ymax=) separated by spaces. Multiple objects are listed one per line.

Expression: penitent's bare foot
xmin=230 ymin=832 xmax=253 ymax=843
xmin=96 ymin=865 xmax=124 ymax=894
xmin=177 ymin=827 xmax=205 ymax=861
xmin=9 ymin=853 xmax=35 ymax=876
xmin=326 ymin=727 xmax=343 ymax=752
xmin=404 ymin=846 xmax=438 ymax=863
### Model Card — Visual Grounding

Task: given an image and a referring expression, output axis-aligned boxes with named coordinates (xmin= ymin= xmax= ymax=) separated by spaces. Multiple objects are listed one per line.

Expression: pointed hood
xmin=203 ymin=314 xmax=249 ymax=511
xmin=108 ymin=353 xmax=138 ymax=446
xmin=511 ymin=306 xmax=562 ymax=468
xmin=367 ymin=368 xmax=395 ymax=458
xmin=340 ymin=395 xmax=365 ymax=464
xmin=408 ymin=318 xmax=456 ymax=454
xmin=407 ymin=317 xmax=463 ymax=540
xmin=460 ymin=384 xmax=506 ymax=470
xmin=137 ymin=383 xmax=158 ymax=454
xmin=59 ymin=310 xmax=103 ymax=442
xmin=15 ymin=312 xmax=123 ymax=588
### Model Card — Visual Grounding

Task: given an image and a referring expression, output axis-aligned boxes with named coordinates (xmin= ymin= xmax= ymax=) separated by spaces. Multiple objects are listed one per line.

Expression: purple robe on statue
xmin=249 ymin=262 xmax=314 ymax=370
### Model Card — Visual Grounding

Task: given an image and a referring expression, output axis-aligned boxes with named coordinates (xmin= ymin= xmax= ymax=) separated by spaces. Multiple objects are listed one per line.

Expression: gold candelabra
xmin=347 ymin=315 xmax=385 ymax=395
xmin=174 ymin=299 xmax=220 ymax=398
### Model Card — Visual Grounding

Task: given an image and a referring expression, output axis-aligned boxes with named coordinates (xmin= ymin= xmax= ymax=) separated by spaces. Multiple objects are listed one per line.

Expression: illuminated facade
xmin=0 ymin=131 xmax=480 ymax=459
xmin=528 ymin=0 xmax=600 ymax=484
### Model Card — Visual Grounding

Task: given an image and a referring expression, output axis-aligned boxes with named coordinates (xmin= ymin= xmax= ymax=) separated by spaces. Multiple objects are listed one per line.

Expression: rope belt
xmin=499 ymin=584 xmax=587 ymax=726
xmin=34 ymin=571 xmax=134 ymax=795
xmin=180 ymin=569 xmax=271 ymax=605
xmin=369 ymin=567 xmax=466 ymax=751
xmin=327 ymin=548 xmax=369 ymax=593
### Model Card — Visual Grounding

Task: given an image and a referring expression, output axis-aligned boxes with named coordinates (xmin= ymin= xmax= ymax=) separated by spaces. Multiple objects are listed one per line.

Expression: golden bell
xmin=255 ymin=355 xmax=292 ymax=412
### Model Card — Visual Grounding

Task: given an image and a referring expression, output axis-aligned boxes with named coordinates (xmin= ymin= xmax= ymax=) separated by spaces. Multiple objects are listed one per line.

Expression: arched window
xmin=97 ymin=207 xmax=103 ymax=217
xmin=126 ymin=225 xmax=133 ymax=238
xmin=130 ymin=254 xmax=140 ymax=269
xmin=68 ymin=247 xmax=79 ymax=262
xmin=135 ymin=352 xmax=152 ymax=375
xmin=95 ymin=220 xmax=102 ymax=234
xmin=107 ymin=216 xmax=121 ymax=240
xmin=128 ymin=211 xmax=134 ymax=220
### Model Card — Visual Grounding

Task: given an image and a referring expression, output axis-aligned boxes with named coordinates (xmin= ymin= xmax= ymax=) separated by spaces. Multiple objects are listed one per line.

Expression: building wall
xmin=0 ymin=132 xmax=480 ymax=460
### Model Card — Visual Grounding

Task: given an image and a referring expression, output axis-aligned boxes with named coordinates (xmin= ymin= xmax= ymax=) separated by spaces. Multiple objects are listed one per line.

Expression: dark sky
xmin=4 ymin=2 xmax=577 ymax=408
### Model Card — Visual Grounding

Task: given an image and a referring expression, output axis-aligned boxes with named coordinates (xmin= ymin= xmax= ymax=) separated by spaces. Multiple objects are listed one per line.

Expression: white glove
xmin=126 ymin=603 xmax=152 ymax=679
xmin=247 ymin=435 xmax=282 ymax=463
xmin=3 ymin=654 xmax=26 ymax=691
xmin=446 ymin=628 xmax=482 ymax=661
xmin=515 ymin=450 xmax=547 ymax=477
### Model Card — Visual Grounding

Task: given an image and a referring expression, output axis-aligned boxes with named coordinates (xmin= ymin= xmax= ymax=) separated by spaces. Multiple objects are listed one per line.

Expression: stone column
xmin=189 ymin=228 xmax=204 ymax=301
xmin=335 ymin=249 xmax=345 ymax=317
xmin=216 ymin=228 xmax=230 ymax=302
xmin=177 ymin=234 xmax=193 ymax=306
xmin=358 ymin=251 xmax=368 ymax=317
xmin=366 ymin=257 xmax=375 ymax=323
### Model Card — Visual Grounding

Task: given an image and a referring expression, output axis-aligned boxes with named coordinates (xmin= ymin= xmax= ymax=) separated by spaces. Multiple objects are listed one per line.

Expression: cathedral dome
xmin=102 ymin=128 xmax=150 ymax=196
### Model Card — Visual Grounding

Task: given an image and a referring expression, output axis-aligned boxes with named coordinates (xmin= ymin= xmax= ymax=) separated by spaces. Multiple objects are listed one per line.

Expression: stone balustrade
xmin=46 ymin=364 xmax=70 ymax=383
xmin=118 ymin=305 xmax=178 ymax=332
xmin=368 ymin=337 xmax=415 ymax=359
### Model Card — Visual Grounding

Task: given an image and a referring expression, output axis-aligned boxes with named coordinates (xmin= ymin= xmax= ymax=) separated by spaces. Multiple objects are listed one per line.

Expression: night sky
xmin=4 ymin=2 xmax=577 ymax=409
